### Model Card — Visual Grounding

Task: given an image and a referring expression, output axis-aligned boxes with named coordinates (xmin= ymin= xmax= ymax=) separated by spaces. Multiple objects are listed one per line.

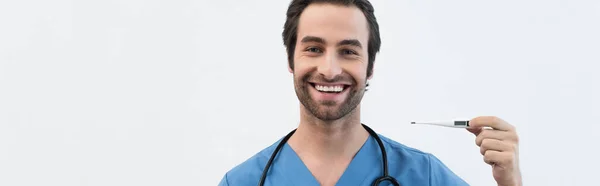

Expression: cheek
xmin=341 ymin=62 xmax=368 ymax=80
xmin=292 ymin=58 xmax=317 ymax=75
xmin=291 ymin=62 xmax=310 ymax=80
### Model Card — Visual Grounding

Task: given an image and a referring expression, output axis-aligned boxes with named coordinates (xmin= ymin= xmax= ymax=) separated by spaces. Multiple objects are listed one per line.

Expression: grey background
xmin=1 ymin=0 xmax=598 ymax=185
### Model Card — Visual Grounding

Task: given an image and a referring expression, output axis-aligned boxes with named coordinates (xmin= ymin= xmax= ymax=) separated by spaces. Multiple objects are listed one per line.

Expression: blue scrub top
xmin=219 ymin=133 xmax=468 ymax=186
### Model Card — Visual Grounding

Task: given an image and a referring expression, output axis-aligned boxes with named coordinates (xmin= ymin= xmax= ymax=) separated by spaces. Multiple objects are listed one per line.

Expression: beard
xmin=293 ymin=71 xmax=366 ymax=121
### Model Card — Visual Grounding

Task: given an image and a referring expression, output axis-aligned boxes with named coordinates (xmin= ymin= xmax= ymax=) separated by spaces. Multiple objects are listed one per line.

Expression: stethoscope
xmin=258 ymin=124 xmax=400 ymax=186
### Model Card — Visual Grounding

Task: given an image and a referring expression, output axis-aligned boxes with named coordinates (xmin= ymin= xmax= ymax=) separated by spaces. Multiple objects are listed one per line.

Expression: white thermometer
xmin=411 ymin=119 xmax=471 ymax=128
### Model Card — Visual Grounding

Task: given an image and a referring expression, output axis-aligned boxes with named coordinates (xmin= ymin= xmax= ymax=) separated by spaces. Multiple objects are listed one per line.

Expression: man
xmin=219 ymin=0 xmax=522 ymax=185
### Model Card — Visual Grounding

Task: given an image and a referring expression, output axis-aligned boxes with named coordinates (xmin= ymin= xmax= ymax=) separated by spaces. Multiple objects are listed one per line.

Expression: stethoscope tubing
xmin=258 ymin=124 xmax=400 ymax=186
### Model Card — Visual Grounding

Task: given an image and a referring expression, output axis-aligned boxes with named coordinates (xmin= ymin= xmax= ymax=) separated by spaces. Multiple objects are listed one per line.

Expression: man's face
xmin=291 ymin=3 xmax=371 ymax=121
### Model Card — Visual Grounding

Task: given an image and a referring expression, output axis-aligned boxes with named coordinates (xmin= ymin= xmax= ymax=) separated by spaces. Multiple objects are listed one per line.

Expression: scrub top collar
xmin=271 ymin=135 xmax=382 ymax=185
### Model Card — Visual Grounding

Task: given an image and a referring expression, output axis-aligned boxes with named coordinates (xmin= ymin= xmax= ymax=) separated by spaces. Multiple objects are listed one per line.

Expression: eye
xmin=305 ymin=47 xmax=322 ymax=53
xmin=341 ymin=49 xmax=358 ymax=56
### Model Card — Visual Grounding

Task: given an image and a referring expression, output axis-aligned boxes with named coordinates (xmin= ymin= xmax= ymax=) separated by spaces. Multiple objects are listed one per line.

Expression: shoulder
xmin=377 ymin=134 xmax=469 ymax=185
xmin=218 ymin=140 xmax=280 ymax=186
xmin=377 ymin=134 xmax=431 ymax=163
xmin=378 ymin=134 xmax=431 ymax=157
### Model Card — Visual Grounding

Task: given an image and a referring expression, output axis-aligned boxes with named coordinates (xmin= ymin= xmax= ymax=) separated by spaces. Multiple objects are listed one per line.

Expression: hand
xmin=467 ymin=116 xmax=522 ymax=186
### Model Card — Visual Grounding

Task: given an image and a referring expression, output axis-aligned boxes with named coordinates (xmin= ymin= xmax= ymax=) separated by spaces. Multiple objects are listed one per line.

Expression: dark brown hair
xmin=282 ymin=0 xmax=381 ymax=77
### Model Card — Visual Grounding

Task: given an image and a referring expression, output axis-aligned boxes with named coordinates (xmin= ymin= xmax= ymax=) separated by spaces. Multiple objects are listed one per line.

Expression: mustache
xmin=302 ymin=73 xmax=355 ymax=84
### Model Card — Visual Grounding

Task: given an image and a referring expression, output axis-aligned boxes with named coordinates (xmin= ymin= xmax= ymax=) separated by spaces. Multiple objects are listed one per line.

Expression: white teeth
xmin=314 ymin=84 xmax=344 ymax=93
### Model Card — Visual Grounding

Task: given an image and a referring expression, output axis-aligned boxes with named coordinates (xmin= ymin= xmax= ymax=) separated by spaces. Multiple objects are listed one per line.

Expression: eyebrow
xmin=300 ymin=36 xmax=363 ymax=49
xmin=337 ymin=39 xmax=362 ymax=49
xmin=300 ymin=36 xmax=326 ymax=44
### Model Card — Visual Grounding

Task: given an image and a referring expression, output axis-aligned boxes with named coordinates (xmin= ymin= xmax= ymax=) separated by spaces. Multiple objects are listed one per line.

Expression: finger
xmin=469 ymin=116 xmax=514 ymax=131
xmin=480 ymin=138 xmax=514 ymax=155
xmin=475 ymin=129 xmax=512 ymax=147
xmin=466 ymin=127 xmax=482 ymax=136
xmin=483 ymin=150 xmax=501 ymax=165
xmin=484 ymin=150 xmax=515 ymax=167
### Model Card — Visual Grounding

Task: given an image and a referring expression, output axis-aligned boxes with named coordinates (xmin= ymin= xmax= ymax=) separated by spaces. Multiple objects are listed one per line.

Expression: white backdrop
xmin=1 ymin=0 xmax=599 ymax=185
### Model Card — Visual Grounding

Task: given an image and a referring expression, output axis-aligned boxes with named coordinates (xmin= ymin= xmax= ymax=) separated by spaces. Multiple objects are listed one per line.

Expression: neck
xmin=288 ymin=105 xmax=369 ymax=159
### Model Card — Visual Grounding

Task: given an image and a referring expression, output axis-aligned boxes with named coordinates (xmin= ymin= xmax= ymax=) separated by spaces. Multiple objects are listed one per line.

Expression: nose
xmin=317 ymin=53 xmax=342 ymax=80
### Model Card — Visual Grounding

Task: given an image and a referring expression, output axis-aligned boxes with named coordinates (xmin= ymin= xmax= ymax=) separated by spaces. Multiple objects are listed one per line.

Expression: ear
xmin=367 ymin=70 xmax=374 ymax=80
xmin=288 ymin=58 xmax=296 ymax=73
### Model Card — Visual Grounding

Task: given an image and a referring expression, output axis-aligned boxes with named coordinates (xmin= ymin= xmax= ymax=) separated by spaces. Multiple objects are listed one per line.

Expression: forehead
xmin=297 ymin=3 xmax=369 ymax=45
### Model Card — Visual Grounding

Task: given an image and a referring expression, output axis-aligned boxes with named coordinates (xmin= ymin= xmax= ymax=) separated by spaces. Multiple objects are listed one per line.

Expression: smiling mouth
xmin=309 ymin=83 xmax=350 ymax=93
